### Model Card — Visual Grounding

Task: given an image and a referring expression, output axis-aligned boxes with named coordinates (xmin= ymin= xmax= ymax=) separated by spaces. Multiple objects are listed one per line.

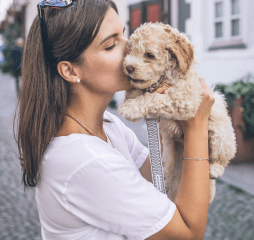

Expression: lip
xmin=130 ymin=78 xmax=145 ymax=84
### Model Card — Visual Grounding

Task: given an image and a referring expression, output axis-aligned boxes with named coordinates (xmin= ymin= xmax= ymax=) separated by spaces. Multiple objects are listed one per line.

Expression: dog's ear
xmin=164 ymin=29 xmax=194 ymax=75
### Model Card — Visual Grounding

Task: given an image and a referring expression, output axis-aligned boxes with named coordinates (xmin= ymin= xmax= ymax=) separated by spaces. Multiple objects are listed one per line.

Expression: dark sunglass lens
xmin=38 ymin=0 xmax=72 ymax=8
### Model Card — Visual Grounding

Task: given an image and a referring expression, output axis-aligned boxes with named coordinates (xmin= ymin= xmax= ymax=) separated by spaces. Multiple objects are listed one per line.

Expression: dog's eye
xmin=146 ymin=53 xmax=155 ymax=59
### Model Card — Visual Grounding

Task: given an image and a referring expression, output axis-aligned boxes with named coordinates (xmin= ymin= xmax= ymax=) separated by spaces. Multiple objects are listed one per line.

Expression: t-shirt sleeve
xmin=105 ymin=111 xmax=149 ymax=169
xmin=124 ymin=125 xmax=149 ymax=169
xmin=112 ymin=117 xmax=148 ymax=169
xmin=64 ymin=156 xmax=176 ymax=240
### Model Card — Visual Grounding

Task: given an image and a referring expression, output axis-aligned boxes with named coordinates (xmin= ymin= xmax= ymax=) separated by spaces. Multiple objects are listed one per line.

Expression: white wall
xmin=170 ymin=0 xmax=178 ymax=28
xmin=24 ymin=0 xmax=37 ymax=38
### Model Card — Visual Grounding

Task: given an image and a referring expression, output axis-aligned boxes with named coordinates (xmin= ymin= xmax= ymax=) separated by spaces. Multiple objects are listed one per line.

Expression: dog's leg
xmin=118 ymin=91 xmax=153 ymax=121
xmin=208 ymin=95 xmax=236 ymax=179
xmin=164 ymin=139 xmax=184 ymax=202
xmin=160 ymin=119 xmax=184 ymax=202
xmin=209 ymin=179 xmax=216 ymax=203
xmin=124 ymin=88 xmax=144 ymax=100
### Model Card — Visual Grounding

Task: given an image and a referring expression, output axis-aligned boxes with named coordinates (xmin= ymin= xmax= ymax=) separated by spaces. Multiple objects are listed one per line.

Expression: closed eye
xmin=105 ymin=43 xmax=116 ymax=51
xmin=104 ymin=27 xmax=125 ymax=51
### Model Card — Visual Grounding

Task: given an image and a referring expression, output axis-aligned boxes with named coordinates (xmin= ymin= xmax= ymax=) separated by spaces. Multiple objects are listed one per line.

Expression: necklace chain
xmin=66 ymin=114 xmax=114 ymax=148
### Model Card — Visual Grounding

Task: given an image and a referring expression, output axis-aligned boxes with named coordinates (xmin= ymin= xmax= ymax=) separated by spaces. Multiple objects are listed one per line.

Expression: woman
xmin=17 ymin=0 xmax=214 ymax=239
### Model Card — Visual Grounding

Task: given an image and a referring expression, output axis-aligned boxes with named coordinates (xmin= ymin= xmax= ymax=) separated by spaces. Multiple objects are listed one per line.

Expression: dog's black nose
xmin=126 ymin=65 xmax=135 ymax=74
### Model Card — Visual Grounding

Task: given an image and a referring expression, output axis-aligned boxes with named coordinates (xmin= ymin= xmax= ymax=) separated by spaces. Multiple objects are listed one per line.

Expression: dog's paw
xmin=209 ymin=163 xmax=225 ymax=179
xmin=118 ymin=99 xmax=146 ymax=121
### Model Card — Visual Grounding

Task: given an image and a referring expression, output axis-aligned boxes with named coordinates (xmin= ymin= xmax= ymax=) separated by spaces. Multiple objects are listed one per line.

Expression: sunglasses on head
xmin=37 ymin=0 xmax=73 ymax=63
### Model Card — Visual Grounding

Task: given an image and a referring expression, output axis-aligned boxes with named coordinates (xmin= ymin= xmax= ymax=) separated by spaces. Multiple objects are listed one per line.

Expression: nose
xmin=126 ymin=65 xmax=135 ymax=74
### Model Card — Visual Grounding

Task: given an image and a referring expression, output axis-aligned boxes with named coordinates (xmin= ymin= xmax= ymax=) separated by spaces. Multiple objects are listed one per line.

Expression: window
xmin=209 ymin=0 xmax=245 ymax=50
xmin=214 ymin=1 xmax=224 ymax=38
xmin=231 ymin=0 xmax=240 ymax=36
xmin=129 ymin=0 xmax=162 ymax=36
xmin=213 ymin=0 xmax=242 ymax=39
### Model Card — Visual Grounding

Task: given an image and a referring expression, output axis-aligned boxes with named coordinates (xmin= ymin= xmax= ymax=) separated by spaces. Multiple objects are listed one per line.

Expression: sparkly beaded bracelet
xmin=182 ymin=158 xmax=209 ymax=161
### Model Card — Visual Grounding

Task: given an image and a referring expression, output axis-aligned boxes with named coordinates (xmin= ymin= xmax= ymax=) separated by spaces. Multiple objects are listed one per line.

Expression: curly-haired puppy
xmin=118 ymin=22 xmax=236 ymax=202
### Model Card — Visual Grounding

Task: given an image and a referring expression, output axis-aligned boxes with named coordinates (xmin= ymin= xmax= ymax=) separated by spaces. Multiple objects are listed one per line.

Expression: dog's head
xmin=123 ymin=22 xmax=195 ymax=89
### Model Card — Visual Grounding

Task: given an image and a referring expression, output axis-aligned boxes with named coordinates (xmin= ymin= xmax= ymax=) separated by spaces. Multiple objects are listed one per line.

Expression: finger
xmin=199 ymin=77 xmax=211 ymax=94
xmin=197 ymin=76 xmax=213 ymax=100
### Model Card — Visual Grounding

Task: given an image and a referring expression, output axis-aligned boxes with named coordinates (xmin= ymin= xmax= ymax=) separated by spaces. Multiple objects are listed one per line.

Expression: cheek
xmin=82 ymin=49 xmax=126 ymax=90
xmin=99 ymin=51 xmax=121 ymax=72
xmin=104 ymin=52 xmax=126 ymax=82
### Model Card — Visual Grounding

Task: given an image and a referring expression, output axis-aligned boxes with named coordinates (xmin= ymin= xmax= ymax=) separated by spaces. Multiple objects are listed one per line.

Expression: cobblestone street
xmin=0 ymin=71 xmax=41 ymax=239
xmin=0 ymin=70 xmax=253 ymax=239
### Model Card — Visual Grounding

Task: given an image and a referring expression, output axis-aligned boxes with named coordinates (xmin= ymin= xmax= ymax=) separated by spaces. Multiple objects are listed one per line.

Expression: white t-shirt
xmin=35 ymin=111 xmax=176 ymax=240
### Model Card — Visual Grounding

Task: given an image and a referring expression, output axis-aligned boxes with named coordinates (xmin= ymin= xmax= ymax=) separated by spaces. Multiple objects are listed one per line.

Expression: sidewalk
xmin=107 ymin=107 xmax=254 ymax=196
xmin=0 ymin=71 xmax=41 ymax=240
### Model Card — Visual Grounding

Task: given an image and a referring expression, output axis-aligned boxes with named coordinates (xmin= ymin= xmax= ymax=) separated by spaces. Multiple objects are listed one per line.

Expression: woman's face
xmin=76 ymin=7 xmax=132 ymax=94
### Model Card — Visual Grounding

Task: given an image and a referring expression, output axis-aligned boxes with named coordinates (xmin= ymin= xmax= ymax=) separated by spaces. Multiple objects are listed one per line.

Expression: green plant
xmin=214 ymin=74 xmax=254 ymax=139
xmin=2 ymin=21 xmax=21 ymax=76
xmin=1 ymin=21 xmax=22 ymax=94
xmin=108 ymin=99 xmax=117 ymax=109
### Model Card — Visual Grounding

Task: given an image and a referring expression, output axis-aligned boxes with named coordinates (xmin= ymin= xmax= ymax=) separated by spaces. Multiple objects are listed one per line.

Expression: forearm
xmin=174 ymin=126 xmax=210 ymax=239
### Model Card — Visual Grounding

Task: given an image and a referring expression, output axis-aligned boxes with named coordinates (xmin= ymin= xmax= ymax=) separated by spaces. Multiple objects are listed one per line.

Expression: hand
xmin=179 ymin=76 xmax=215 ymax=134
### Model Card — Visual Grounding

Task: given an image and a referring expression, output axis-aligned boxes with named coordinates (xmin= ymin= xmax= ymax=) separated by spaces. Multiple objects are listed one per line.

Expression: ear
xmin=165 ymin=30 xmax=194 ymax=75
xmin=57 ymin=61 xmax=79 ymax=83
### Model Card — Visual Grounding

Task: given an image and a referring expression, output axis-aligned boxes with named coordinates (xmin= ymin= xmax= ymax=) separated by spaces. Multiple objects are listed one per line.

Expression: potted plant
xmin=214 ymin=74 xmax=254 ymax=163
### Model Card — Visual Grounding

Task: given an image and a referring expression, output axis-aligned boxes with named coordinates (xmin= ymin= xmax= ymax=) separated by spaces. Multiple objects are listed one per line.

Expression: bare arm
xmin=146 ymin=77 xmax=214 ymax=240
xmin=139 ymin=155 xmax=153 ymax=184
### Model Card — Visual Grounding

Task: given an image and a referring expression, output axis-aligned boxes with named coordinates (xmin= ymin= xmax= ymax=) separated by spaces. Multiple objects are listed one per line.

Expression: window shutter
xmin=131 ymin=8 xmax=142 ymax=29
xmin=147 ymin=3 xmax=161 ymax=23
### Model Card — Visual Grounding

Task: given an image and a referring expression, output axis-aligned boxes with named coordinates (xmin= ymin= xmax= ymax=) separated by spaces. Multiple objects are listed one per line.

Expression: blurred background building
xmin=1 ymin=0 xmax=253 ymax=87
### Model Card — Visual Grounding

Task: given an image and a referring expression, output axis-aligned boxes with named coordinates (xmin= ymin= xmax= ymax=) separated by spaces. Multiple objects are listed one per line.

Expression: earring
xmin=77 ymin=79 xmax=81 ymax=83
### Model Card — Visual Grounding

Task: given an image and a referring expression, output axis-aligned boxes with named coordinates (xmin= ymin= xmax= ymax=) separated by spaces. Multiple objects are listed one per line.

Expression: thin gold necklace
xmin=66 ymin=114 xmax=114 ymax=148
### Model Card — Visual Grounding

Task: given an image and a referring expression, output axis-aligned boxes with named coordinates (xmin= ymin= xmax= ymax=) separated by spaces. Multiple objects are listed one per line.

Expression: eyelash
xmin=105 ymin=43 xmax=116 ymax=51
xmin=105 ymin=28 xmax=125 ymax=51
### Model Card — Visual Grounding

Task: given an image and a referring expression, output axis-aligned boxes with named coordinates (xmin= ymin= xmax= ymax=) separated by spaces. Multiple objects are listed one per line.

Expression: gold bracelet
xmin=182 ymin=158 xmax=209 ymax=161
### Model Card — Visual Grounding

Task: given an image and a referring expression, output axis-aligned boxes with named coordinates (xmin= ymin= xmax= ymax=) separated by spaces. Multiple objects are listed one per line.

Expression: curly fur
xmin=118 ymin=22 xmax=237 ymax=203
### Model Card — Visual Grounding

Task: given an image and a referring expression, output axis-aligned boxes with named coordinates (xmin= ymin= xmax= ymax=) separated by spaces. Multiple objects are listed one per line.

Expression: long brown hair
xmin=15 ymin=0 xmax=118 ymax=188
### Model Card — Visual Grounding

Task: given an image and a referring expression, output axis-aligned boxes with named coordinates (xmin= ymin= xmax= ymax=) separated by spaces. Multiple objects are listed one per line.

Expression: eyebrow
xmin=99 ymin=27 xmax=126 ymax=45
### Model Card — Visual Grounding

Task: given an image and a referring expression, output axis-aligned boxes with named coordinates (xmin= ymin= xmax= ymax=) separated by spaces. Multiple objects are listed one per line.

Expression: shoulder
xmin=42 ymin=134 xmax=122 ymax=177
